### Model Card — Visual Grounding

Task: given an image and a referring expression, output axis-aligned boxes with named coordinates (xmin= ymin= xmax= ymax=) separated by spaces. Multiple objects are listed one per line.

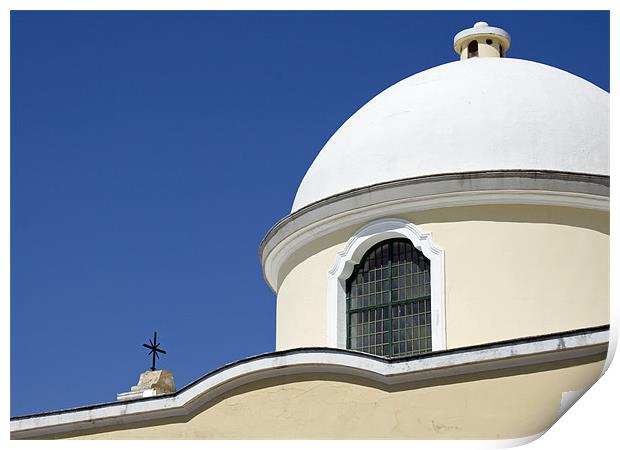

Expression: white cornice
xmin=263 ymin=186 xmax=609 ymax=292
xmin=10 ymin=327 xmax=609 ymax=439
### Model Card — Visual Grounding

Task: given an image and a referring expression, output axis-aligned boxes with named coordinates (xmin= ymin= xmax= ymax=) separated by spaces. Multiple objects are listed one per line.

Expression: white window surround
xmin=326 ymin=218 xmax=446 ymax=351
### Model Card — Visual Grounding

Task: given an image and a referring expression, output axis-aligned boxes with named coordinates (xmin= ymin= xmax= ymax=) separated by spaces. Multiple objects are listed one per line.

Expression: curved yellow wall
xmin=275 ymin=205 xmax=609 ymax=350
xmin=70 ymin=358 xmax=604 ymax=439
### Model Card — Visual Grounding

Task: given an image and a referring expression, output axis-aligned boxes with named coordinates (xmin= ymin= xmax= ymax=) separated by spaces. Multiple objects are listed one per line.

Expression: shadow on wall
xmin=403 ymin=204 xmax=609 ymax=235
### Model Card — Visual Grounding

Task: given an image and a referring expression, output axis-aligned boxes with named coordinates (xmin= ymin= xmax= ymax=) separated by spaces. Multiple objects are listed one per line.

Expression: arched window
xmin=346 ymin=238 xmax=431 ymax=358
xmin=468 ymin=40 xmax=479 ymax=57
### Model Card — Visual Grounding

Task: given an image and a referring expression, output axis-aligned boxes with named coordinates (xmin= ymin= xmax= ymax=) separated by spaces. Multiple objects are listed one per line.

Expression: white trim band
xmin=11 ymin=327 xmax=609 ymax=439
xmin=261 ymin=170 xmax=609 ymax=293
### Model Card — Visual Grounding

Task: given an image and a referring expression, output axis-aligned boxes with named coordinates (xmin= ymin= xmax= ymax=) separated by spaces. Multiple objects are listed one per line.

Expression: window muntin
xmin=346 ymin=238 xmax=432 ymax=358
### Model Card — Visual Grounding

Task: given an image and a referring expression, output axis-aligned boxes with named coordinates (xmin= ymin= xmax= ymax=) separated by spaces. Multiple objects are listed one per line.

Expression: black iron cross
xmin=142 ymin=331 xmax=167 ymax=371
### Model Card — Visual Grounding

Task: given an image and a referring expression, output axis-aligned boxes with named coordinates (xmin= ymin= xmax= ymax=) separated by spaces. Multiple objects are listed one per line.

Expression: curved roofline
xmin=11 ymin=325 xmax=610 ymax=439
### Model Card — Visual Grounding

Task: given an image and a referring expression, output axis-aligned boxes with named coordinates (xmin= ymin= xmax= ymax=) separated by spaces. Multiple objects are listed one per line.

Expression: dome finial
xmin=453 ymin=22 xmax=511 ymax=60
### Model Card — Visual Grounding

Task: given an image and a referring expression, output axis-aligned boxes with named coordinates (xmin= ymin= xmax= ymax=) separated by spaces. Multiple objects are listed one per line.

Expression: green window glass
xmin=346 ymin=238 xmax=432 ymax=358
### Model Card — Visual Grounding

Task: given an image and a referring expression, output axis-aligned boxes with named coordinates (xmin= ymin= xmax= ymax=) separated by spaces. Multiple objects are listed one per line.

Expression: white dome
xmin=292 ymin=58 xmax=609 ymax=212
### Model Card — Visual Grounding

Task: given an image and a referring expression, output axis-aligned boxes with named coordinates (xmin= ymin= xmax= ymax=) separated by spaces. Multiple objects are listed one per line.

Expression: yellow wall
xmin=69 ymin=357 xmax=605 ymax=439
xmin=276 ymin=243 xmax=338 ymax=349
xmin=275 ymin=205 xmax=609 ymax=350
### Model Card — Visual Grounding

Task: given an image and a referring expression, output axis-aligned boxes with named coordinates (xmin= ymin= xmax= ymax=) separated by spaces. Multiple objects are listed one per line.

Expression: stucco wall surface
xmin=275 ymin=205 xmax=609 ymax=350
xmin=70 ymin=358 xmax=604 ymax=439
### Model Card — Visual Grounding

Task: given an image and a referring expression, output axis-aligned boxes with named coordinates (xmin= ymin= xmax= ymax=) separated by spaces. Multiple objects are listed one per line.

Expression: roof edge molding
xmin=10 ymin=326 xmax=610 ymax=439
xmin=261 ymin=170 xmax=609 ymax=292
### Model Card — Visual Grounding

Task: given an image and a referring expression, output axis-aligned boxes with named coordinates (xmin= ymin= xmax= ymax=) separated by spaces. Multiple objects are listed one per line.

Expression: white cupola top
xmin=453 ymin=21 xmax=511 ymax=59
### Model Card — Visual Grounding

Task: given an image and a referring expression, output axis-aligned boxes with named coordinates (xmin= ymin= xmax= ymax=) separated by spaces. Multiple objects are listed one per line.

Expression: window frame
xmin=326 ymin=218 xmax=446 ymax=353
xmin=346 ymin=238 xmax=433 ymax=357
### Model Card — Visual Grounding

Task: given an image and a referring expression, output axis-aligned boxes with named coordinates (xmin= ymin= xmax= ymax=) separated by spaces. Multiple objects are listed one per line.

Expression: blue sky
xmin=10 ymin=10 xmax=609 ymax=416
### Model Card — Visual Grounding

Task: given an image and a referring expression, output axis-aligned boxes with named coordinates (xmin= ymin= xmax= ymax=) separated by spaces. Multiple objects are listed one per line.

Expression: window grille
xmin=346 ymin=238 xmax=432 ymax=358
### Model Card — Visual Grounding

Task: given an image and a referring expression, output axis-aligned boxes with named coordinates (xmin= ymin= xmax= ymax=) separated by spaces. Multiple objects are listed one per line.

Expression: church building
xmin=11 ymin=21 xmax=610 ymax=440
